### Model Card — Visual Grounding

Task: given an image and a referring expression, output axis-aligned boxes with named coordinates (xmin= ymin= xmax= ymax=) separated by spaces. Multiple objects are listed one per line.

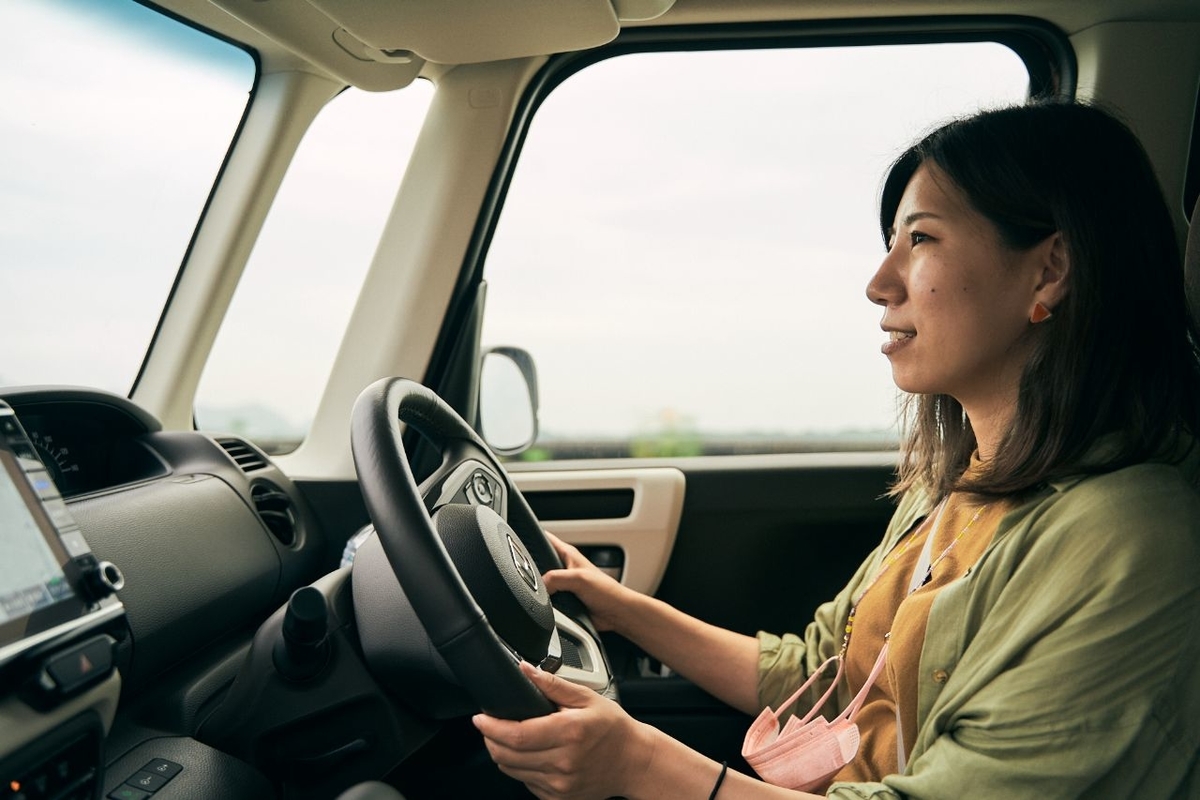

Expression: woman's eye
xmin=909 ymin=231 xmax=931 ymax=246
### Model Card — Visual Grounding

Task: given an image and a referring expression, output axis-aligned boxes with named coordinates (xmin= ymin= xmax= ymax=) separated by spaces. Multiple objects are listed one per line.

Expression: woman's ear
xmin=1031 ymin=232 xmax=1070 ymax=311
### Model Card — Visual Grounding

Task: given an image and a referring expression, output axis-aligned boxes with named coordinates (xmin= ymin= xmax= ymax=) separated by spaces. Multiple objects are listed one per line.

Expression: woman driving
xmin=473 ymin=101 xmax=1200 ymax=799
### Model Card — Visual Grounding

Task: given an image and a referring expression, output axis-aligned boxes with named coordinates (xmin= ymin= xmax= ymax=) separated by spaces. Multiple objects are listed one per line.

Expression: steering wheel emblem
xmin=507 ymin=534 xmax=540 ymax=591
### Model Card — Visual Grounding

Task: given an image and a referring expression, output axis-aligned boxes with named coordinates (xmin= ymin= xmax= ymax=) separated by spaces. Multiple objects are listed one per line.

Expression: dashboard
xmin=0 ymin=384 xmax=611 ymax=798
xmin=0 ymin=387 xmax=328 ymax=800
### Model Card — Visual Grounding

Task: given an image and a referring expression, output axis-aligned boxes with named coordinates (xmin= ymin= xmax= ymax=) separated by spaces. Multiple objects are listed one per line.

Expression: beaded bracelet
xmin=708 ymin=761 xmax=728 ymax=800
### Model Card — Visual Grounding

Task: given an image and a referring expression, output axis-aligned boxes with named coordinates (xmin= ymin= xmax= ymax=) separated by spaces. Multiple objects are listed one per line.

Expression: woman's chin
xmin=889 ymin=371 xmax=928 ymax=395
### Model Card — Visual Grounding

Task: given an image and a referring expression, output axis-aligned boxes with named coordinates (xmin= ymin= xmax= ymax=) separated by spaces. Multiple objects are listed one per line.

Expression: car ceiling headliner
xmin=148 ymin=0 xmax=1200 ymax=91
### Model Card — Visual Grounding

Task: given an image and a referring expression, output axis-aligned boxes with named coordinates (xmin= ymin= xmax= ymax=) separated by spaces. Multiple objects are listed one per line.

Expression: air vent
xmin=251 ymin=480 xmax=297 ymax=546
xmin=216 ymin=437 xmax=269 ymax=472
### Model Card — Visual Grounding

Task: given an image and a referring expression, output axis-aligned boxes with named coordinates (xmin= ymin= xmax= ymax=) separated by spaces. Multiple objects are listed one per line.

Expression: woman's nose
xmin=866 ymin=250 xmax=903 ymax=307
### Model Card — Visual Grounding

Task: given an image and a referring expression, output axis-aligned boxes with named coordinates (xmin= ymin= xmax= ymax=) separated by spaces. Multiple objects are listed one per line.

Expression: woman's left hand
xmin=473 ymin=662 xmax=657 ymax=800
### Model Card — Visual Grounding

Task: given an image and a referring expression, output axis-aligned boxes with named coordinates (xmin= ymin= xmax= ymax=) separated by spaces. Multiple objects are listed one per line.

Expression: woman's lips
xmin=881 ymin=330 xmax=914 ymax=356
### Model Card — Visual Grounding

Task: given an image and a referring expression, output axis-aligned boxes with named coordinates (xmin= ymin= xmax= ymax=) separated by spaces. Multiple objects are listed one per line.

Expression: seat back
xmin=1186 ymin=196 xmax=1200 ymax=324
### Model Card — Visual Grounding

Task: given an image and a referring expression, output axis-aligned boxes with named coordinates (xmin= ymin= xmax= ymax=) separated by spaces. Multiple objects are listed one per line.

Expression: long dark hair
xmin=881 ymin=101 xmax=1200 ymax=497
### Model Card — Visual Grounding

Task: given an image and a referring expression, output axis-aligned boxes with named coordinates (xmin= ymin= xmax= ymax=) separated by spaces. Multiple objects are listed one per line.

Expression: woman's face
xmin=866 ymin=164 xmax=1050 ymax=413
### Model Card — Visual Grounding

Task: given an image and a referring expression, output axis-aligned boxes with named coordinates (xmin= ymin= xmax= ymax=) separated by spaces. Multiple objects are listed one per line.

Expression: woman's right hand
xmin=542 ymin=531 xmax=638 ymax=634
xmin=544 ymin=531 xmax=764 ymax=715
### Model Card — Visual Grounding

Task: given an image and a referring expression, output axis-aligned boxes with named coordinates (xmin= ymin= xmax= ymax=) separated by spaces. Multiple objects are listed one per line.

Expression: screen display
xmin=0 ymin=406 xmax=107 ymax=667
xmin=0 ymin=452 xmax=74 ymax=626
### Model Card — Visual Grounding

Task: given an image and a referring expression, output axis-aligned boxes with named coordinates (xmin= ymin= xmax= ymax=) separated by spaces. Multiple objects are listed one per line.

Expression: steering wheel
xmin=350 ymin=377 xmax=613 ymax=720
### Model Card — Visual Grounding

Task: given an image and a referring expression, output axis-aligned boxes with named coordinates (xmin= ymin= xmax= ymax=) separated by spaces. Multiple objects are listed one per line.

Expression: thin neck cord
xmin=839 ymin=497 xmax=986 ymax=659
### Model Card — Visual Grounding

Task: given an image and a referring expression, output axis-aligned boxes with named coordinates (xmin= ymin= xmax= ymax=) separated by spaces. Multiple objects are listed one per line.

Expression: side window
xmin=195 ymin=82 xmax=433 ymax=453
xmin=480 ymin=43 xmax=1030 ymax=460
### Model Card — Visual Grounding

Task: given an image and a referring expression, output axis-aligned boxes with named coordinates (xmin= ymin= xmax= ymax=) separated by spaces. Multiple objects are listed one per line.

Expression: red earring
xmin=1031 ymin=303 xmax=1053 ymax=324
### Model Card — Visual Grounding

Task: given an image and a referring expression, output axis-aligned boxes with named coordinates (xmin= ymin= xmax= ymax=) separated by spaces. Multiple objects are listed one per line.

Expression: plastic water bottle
xmin=340 ymin=525 xmax=376 ymax=568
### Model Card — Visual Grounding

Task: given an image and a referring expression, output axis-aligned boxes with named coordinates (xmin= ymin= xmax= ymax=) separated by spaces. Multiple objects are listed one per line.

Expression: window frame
xmin=126 ymin=3 xmax=262 ymax=400
xmin=191 ymin=78 xmax=437 ymax=453
xmin=423 ymin=16 xmax=1076 ymax=456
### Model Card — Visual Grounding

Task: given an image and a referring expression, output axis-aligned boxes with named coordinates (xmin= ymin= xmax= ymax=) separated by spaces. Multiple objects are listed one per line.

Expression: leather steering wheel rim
xmin=350 ymin=376 xmax=560 ymax=720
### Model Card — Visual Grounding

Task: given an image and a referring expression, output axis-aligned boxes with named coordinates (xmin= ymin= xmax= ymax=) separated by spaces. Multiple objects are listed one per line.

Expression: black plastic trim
xmin=1185 ymin=75 xmax=1200 ymax=216
xmin=524 ymin=489 xmax=636 ymax=521
xmin=103 ymin=735 xmax=274 ymax=800
xmin=0 ymin=386 xmax=162 ymax=433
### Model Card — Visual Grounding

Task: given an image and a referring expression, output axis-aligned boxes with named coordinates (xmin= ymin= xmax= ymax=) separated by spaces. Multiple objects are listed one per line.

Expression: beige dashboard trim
xmin=513 ymin=467 xmax=685 ymax=597
xmin=0 ymin=671 xmax=121 ymax=759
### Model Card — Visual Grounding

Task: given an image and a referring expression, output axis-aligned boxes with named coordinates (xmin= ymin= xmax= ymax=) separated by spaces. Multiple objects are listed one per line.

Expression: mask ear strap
xmin=839 ymin=641 xmax=889 ymax=723
xmin=774 ymin=655 xmax=844 ymax=723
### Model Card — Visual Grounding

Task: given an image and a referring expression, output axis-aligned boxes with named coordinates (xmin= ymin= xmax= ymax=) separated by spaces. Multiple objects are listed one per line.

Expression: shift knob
xmin=273 ymin=586 xmax=330 ymax=681
xmin=283 ymin=586 xmax=327 ymax=646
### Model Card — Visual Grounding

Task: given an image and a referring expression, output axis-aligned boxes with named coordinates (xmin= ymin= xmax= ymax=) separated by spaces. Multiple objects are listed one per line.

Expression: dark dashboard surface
xmin=0 ymin=387 xmax=169 ymax=498
xmin=0 ymin=386 xmax=329 ymax=689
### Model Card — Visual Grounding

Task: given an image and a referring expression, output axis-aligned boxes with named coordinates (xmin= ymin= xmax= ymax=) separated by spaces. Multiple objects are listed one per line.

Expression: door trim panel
xmin=512 ymin=467 xmax=685 ymax=596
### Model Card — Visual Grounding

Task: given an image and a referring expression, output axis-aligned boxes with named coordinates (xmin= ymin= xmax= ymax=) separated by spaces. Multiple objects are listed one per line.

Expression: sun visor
xmin=306 ymin=0 xmax=675 ymax=65
xmin=206 ymin=0 xmax=427 ymax=91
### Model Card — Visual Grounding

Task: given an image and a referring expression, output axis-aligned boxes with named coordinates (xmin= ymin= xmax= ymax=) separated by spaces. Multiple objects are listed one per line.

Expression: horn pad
xmin=433 ymin=503 xmax=554 ymax=662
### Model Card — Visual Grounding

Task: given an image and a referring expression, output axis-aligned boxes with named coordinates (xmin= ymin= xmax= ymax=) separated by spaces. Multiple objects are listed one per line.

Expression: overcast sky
xmin=1 ymin=0 xmax=252 ymax=390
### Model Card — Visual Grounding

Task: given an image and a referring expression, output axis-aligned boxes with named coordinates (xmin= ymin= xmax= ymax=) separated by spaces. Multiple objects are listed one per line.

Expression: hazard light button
xmin=42 ymin=635 xmax=116 ymax=696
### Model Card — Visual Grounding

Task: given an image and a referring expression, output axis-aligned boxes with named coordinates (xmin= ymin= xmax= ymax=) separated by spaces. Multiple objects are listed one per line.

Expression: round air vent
xmin=251 ymin=480 xmax=298 ymax=546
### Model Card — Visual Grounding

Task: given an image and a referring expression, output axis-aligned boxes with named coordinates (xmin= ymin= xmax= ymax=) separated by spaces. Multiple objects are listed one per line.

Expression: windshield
xmin=0 ymin=0 xmax=255 ymax=393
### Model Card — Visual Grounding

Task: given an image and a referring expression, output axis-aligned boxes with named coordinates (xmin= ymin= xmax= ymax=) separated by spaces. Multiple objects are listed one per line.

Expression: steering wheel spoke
xmin=420 ymin=453 xmax=508 ymax=519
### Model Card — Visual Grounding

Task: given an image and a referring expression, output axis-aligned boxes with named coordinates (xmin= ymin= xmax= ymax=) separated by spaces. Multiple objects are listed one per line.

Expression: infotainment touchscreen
xmin=0 ymin=455 xmax=76 ymax=626
xmin=0 ymin=404 xmax=123 ymax=668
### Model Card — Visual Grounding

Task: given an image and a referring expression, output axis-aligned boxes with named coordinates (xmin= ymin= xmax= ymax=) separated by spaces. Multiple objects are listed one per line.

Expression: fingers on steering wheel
xmin=542 ymin=567 xmax=589 ymax=596
xmin=546 ymin=533 xmax=592 ymax=571
xmin=543 ymin=531 xmax=571 ymax=559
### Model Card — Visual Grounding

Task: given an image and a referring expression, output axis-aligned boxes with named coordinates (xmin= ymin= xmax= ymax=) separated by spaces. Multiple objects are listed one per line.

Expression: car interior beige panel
xmin=284 ymin=58 xmax=546 ymax=479
xmin=203 ymin=0 xmax=424 ymax=91
xmin=512 ymin=468 xmax=685 ymax=596
xmin=304 ymin=0 xmax=620 ymax=65
xmin=612 ymin=0 xmax=676 ymax=22
xmin=643 ymin=0 xmax=1196 ymax=32
xmin=1071 ymin=20 xmax=1200 ymax=237
xmin=0 ymin=672 xmax=120 ymax=757
xmin=157 ymin=0 xmax=1197 ymax=79
xmin=163 ymin=0 xmax=672 ymax=87
xmin=134 ymin=71 xmax=342 ymax=432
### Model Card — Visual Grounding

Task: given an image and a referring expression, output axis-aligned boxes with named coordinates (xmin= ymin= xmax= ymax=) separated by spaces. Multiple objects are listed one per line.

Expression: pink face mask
xmin=745 ymin=498 xmax=983 ymax=791
xmin=742 ymin=646 xmax=888 ymax=792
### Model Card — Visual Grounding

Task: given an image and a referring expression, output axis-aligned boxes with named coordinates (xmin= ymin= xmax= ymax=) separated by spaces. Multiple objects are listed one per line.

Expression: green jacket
xmin=757 ymin=452 xmax=1200 ymax=799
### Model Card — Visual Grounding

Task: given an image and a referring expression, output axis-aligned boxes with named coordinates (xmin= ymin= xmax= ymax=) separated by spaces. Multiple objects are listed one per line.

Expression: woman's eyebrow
xmin=902 ymin=210 xmax=941 ymax=226
xmin=886 ymin=210 xmax=942 ymax=241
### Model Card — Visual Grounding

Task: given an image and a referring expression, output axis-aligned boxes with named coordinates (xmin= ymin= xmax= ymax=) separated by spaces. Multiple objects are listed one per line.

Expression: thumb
xmin=542 ymin=567 xmax=582 ymax=595
xmin=521 ymin=661 xmax=595 ymax=709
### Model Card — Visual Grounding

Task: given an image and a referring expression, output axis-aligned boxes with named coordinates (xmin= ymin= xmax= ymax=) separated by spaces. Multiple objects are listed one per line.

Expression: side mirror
xmin=479 ymin=346 xmax=539 ymax=456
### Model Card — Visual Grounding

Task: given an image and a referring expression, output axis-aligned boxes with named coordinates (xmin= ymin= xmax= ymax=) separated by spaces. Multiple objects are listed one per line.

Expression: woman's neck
xmin=963 ymin=397 xmax=1017 ymax=462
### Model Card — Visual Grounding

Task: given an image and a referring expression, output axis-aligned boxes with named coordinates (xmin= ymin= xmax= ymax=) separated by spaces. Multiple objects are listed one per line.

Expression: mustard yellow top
xmin=832 ymin=494 xmax=1011 ymax=785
